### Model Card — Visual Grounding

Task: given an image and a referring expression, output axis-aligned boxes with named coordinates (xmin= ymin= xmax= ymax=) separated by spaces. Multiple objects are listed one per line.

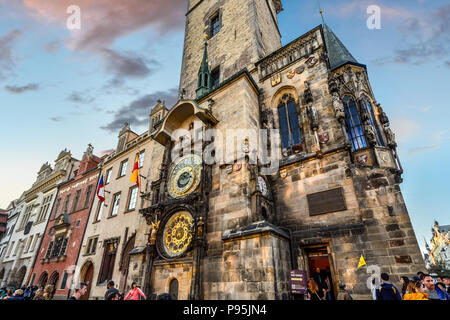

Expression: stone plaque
xmin=307 ymin=187 xmax=347 ymax=216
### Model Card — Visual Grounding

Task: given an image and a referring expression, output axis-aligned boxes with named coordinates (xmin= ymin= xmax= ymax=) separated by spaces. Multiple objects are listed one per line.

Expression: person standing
xmin=400 ymin=276 xmax=410 ymax=298
xmin=442 ymin=276 xmax=450 ymax=295
xmin=69 ymin=283 xmax=88 ymax=300
xmin=336 ymin=282 xmax=353 ymax=300
xmin=124 ymin=282 xmax=147 ymax=300
xmin=305 ymin=279 xmax=326 ymax=301
xmin=403 ymin=281 xmax=428 ymax=300
xmin=423 ymin=274 xmax=448 ymax=300
xmin=375 ymin=273 xmax=402 ymax=300
xmin=104 ymin=280 xmax=119 ymax=300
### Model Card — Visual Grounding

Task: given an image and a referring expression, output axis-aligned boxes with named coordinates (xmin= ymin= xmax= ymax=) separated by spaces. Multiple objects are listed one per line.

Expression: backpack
xmin=378 ymin=283 xmax=399 ymax=300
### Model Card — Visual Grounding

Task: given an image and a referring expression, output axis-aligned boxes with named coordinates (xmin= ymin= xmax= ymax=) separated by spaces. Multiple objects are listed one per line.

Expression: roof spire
xmin=318 ymin=0 xmax=325 ymax=25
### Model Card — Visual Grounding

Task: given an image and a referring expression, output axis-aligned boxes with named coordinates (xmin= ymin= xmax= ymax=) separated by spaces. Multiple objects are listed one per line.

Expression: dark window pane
xmin=287 ymin=99 xmax=302 ymax=145
xmin=211 ymin=14 xmax=220 ymax=36
xmin=344 ymin=98 xmax=367 ymax=151
xmin=277 ymin=105 xmax=290 ymax=149
xmin=211 ymin=68 xmax=220 ymax=88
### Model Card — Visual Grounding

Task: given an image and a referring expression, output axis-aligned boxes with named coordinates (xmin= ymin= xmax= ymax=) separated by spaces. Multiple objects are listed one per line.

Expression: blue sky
xmin=0 ymin=0 xmax=449 ymax=255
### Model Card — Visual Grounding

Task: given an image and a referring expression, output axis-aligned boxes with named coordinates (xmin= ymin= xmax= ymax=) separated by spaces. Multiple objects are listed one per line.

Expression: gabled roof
xmin=322 ymin=23 xmax=360 ymax=71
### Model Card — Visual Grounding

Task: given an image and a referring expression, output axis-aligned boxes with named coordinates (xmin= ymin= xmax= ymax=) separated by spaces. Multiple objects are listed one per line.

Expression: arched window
xmin=360 ymin=95 xmax=385 ymax=146
xmin=277 ymin=94 xmax=302 ymax=150
xmin=343 ymin=96 xmax=367 ymax=151
xmin=169 ymin=278 xmax=179 ymax=300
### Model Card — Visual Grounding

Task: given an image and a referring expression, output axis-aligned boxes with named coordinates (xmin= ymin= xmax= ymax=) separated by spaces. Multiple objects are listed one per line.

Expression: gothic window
xmin=343 ymin=96 xmax=367 ymax=151
xmin=211 ymin=67 xmax=220 ymax=88
xmin=277 ymin=94 xmax=302 ymax=150
xmin=360 ymin=95 xmax=385 ymax=146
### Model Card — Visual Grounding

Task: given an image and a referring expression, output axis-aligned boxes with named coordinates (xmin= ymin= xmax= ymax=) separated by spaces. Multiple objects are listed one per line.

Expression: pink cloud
xmin=22 ymin=0 xmax=186 ymax=51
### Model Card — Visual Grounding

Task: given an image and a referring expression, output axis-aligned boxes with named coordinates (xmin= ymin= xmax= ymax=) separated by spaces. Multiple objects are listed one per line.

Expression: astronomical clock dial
xmin=257 ymin=176 xmax=268 ymax=197
xmin=168 ymin=154 xmax=202 ymax=199
xmin=162 ymin=211 xmax=194 ymax=258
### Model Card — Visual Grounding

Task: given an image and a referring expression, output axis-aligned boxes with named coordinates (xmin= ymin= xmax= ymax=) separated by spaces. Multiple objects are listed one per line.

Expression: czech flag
xmin=97 ymin=174 xmax=105 ymax=203
xmin=130 ymin=154 xmax=140 ymax=187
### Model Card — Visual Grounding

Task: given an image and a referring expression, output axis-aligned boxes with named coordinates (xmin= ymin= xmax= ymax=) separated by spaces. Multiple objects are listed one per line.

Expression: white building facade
xmin=0 ymin=150 xmax=78 ymax=288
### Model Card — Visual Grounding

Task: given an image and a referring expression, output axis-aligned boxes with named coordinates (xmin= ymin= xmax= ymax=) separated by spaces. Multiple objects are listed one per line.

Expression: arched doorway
xmin=15 ymin=266 xmax=27 ymax=287
xmin=48 ymin=271 xmax=59 ymax=296
xmin=169 ymin=278 xmax=179 ymax=300
xmin=38 ymin=272 xmax=48 ymax=288
xmin=119 ymin=235 xmax=135 ymax=293
xmin=80 ymin=261 xmax=94 ymax=300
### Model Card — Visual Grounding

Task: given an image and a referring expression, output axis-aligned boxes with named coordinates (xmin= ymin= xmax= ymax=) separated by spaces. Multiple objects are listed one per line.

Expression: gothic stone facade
xmin=131 ymin=0 xmax=425 ymax=300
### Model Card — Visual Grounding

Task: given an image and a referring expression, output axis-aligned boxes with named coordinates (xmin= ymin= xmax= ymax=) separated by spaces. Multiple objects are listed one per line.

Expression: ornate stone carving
xmin=384 ymin=126 xmax=397 ymax=148
xmin=303 ymin=81 xmax=313 ymax=105
xmin=307 ymin=105 xmax=320 ymax=131
xmin=363 ymin=120 xmax=377 ymax=146
xmin=332 ymin=92 xmax=345 ymax=120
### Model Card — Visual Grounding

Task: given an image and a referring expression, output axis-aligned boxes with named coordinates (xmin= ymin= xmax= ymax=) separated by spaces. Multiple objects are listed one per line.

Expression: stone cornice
xmin=25 ymin=169 xmax=66 ymax=200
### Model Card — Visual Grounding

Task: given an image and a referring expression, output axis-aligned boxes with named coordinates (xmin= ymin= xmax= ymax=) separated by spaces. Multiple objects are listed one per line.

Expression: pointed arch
xmin=272 ymin=87 xmax=303 ymax=152
xmin=359 ymin=94 xmax=385 ymax=146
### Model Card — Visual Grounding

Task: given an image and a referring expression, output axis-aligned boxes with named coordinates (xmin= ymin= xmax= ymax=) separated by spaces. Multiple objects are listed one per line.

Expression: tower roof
xmin=322 ymin=23 xmax=360 ymax=71
xmin=198 ymin=42 xmax=210 ymax=74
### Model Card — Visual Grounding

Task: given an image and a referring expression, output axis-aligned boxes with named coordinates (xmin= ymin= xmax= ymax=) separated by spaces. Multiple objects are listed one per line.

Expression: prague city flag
xmin=97 ymin=174 xmax=105 ymax=203
xmin=130 ymin=154 xmax=140 ymax=187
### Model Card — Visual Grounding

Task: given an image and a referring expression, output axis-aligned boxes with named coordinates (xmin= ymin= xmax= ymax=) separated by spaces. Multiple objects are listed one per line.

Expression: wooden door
xmin=81 ymin=264 xmax=94 ymax=300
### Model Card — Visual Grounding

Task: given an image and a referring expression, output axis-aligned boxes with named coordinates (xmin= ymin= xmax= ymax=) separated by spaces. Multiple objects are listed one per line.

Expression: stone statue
xmin=85 ymin=143 xmax=94 ymax=157
xmin=303 ymin=81 xmax=313 ymax=105
xmin=332 ymin=92 xmax=345 ymax=120
xmin=307 ymin=104 xmax=320 ymax=131
xmin=364 ymin=121 xmax=377 ymax=145
xmin=378 ymin=106 xmax=390 ymax=126
xmin=356 ymin=72 xmax=365 ymax=95
xmin=384 ymin=125 xmax=396 ymax=147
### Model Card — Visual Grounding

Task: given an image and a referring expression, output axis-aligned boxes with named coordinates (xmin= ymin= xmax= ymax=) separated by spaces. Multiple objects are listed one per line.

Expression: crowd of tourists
xmin=2 ymin=270 xmax=449 ymax=301
xmin=305 ymin=268 xmax=449 ymax=301
xmin=0 ymin=281 xmax=156 ymax=301
xmin=0 ymin=284 xmax=55 ymax=300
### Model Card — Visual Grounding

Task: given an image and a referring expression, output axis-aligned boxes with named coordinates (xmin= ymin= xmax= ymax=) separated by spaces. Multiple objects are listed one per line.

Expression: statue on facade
xmin=384 ymin=125 xmax=397 ymax=148
xmin=378 ymin=105 xmax=390 ymax=127
xmin=303 ymin=81 xmax=313 ymax=105
xmin=85 ymin=143 xmax=94 ymax=158
xmin=363 ymin=120 xmax=377 ymax=146
xmin=307 ymin=104 xmax=320 ymax=131
xmin=332 ymin=92 xmax=345 ymax=120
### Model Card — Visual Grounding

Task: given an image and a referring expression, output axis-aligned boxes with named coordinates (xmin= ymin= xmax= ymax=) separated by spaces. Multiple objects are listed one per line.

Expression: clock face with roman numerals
xmin=168 ymin=154 xmax=202 ymax=199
